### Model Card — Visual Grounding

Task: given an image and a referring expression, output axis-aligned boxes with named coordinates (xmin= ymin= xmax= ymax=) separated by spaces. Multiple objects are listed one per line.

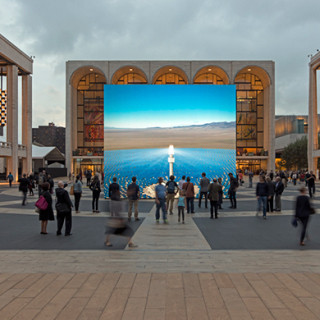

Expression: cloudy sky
xmin=1 ymin=0 xmax=320 ymax=128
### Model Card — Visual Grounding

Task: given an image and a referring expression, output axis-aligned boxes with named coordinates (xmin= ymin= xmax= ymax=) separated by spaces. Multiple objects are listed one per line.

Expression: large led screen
xmin=104 ymin=85 xmax=236 ymax=198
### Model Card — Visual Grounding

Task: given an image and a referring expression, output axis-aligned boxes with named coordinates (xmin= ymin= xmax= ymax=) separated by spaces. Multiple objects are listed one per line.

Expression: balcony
xmin=73 ymin=148 xmax=103 ymax=157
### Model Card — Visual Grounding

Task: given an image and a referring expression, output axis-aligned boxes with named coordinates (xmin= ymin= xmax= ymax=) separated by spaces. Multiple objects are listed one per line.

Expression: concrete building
xmin=308 ymin=52 xmax=320 ymax=172
xmin=0 ymin=35 xmax=33 ymax=180
xmin=32 ymin=122 xmax=65 ymax=154
xmin=66 ymin=60 xmax=275 ymax=175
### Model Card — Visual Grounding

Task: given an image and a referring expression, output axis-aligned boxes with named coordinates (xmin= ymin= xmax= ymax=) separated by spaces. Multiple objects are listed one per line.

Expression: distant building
xmin=32 ymin=122 xmax=65 ymax=154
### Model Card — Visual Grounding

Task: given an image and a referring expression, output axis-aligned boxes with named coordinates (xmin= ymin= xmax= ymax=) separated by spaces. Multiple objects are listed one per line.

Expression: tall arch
xmin=234 ymin=66 xmax=272 ymax=170
xmin=152 ymin=66 xmax=188 ymax=84
xmin=112 ymin=66 xmax=147 ymax=84
xmin=193 ymin=66 xmax=230 ymax=84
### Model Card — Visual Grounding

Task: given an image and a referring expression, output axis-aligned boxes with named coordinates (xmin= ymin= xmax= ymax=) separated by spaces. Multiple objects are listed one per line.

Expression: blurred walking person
xmin=306 ymin=171 xmax=316 ymax=198
xmin=274 ymin=177 xmax=284 ymax=211
xmin=73 ymin=175 xmax=83 ymax=213
xmin=228 ymin=173 xmax=238 ymax=209
xmin=90 ymin=174 xmax=101 ymax=213
xmin=18 ymin=174 xmax=29 ymax=206
xmin=39 ymin=182 xmax=54 ymax=234
xmin=294 ymin=187 xmax=314 ymax=246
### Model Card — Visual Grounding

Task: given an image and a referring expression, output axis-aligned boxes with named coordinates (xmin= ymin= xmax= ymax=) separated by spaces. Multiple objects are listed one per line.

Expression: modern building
xmin=0 ymin=35 xmax=33 ymax=180
xmin=32 ymin=122 xmax=65 ymax=154
xmin=308 ymin=52 xmax=320 ymax=172
xmin=66 ymin=60 xmax=275 ymax=175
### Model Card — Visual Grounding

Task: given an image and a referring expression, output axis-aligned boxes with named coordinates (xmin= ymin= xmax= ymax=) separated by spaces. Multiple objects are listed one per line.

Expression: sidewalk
xmin=0 ymin=182 xmax=319 ymax=319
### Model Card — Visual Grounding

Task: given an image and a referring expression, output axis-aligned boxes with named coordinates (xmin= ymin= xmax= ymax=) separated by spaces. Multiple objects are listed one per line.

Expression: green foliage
xmin=281 ymin=136 xmax=308 ymax=170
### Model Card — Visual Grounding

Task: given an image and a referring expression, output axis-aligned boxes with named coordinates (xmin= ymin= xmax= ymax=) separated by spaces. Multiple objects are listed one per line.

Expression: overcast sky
xmin=1 ymin=0 xmax=320 ymax=128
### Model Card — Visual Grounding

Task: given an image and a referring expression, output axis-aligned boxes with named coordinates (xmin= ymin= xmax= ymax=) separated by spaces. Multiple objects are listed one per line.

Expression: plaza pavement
xmin=0 ymin=178 xmax=319 ymax=319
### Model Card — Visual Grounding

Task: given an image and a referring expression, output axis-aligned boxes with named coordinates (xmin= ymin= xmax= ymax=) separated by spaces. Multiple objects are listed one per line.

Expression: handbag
xmin=291 ymin=217 xmax=298 ymax=228
xmin=70 ymin=185 xmax=74 ymax=195
xmin=35 ymin=195 xmax=48 ymax=211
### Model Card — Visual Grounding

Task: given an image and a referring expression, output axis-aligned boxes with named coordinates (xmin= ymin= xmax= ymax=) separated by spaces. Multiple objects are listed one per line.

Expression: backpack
xmin=167 ymin=181 xmax=176 ymax=194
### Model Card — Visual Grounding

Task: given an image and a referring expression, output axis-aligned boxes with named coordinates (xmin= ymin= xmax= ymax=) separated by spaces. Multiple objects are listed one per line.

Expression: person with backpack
xmin=90 ymin=174 xmax=101 ymax=213
xmin=228 ymin=173 xmax=238 ymax=209
xmin=166 ymin=175 xmax=179 ymax=215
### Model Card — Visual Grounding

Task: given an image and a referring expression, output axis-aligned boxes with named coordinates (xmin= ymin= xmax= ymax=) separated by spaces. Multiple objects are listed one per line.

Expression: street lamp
xmin=168 ymin=144 xmax=175 ymax=177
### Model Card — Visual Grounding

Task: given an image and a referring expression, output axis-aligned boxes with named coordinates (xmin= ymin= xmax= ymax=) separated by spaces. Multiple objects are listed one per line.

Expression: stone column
xmin=6 ymin=65 xmax=19 ymax=181
xmin=308 ymin=66 xmax=317 ymax=172
xmin=268 ymin=81 xmax=276 ymax=173
xmin=66 ymin=82 xmax=72 ymax=175
xmin=22 ymin=74 xmax=32 ymax=174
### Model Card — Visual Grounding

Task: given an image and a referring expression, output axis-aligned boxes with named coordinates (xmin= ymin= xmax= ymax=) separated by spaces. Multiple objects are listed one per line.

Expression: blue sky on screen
xmin=104 ymin=85 xmax=236 ymax=129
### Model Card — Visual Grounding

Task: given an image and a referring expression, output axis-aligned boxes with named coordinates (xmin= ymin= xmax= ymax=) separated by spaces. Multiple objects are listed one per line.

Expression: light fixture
xmin=169 ymin=68 xmax=172 ymax=72
xmin=129 ymin=68 xmax=133 ymax=71
xmin=247 ymin=68 xmax=251 ymax=72
xmin=208 ymin=68 xmax=212 ymax=71
xmin=89 ymin=68 xmax=93 ymax=72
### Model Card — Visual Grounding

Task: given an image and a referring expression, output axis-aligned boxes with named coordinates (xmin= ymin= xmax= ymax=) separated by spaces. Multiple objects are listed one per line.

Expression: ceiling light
xmin=248 ymin=68 xmax=251 ymax=71
xmin=169 ymin=68 xmax=172 ymax=72
xmin=129 ymin=68 xmax=133 ymax=71
xmin=208 ymin=68 xmax=212 ymax=71
xmin=89 ymin=68 xmax=93 ymax=71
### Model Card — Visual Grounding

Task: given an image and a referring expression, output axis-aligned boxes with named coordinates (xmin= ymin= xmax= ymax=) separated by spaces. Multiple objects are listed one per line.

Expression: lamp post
xmin=168 ymin=144 xmax=175 ymax=177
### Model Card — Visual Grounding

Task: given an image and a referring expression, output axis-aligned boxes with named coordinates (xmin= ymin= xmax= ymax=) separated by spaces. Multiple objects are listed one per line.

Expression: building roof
xmin=32 ymin=145 xmax=56 ymax=159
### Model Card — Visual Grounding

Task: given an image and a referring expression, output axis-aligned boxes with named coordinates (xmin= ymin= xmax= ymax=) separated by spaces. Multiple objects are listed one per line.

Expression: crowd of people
xmin=8 ymin=167 xmax=316 ymax=247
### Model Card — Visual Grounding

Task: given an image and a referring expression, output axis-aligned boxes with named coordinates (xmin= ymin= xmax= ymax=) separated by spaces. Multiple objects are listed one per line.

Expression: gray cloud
xmin=1 ymin=0 xmax=320 ymax=126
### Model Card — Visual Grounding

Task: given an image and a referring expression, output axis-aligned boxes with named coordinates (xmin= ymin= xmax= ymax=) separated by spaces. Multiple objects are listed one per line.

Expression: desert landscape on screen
xmin=104 ymin=122 xmax=235 ymax=150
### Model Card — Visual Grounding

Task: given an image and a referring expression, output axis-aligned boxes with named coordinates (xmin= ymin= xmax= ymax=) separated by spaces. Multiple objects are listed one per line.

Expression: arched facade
xmin=66 ymin=61 xmax=275 ymax=175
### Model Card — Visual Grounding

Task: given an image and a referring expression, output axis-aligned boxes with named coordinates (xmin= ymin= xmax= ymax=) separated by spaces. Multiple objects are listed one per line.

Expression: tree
xmin=281 ymin=136 xmax=307 ymax=170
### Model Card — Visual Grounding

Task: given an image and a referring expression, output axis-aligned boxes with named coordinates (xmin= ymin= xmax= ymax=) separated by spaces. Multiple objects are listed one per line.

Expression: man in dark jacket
xmin=208 ymin=178 xmax=222 ymax=219
xmin=306 ymin=171 xmax=316 ymax=198
xmin=228 ymin=173 xmax=238 ymax=209
xmin=55 ymin=181 xmax=73 ymax=236
xmin=256 ymin=175 xmax=269 ymax=219
xmin=18 ymin=174 xmax=29 ymax=205
xmin=127 ymin=176 xmax=140 ymax=221
xmin=274 ymin=177 xmax=284 ymax=211
xmin=109 ymin=177 xmax=120 ymax=217
xmin=199 ymin=172 xmax=210 ymax=209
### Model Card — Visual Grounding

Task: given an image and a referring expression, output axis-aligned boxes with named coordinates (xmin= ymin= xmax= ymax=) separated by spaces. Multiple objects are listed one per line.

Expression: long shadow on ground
xmin=194 ymin=215 xmax=320 ymax=250
xmin=0 ymin=213 xmax=143 ymax=250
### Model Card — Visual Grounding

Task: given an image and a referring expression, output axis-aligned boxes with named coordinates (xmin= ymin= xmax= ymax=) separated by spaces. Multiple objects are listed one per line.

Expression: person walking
xmin=86 ymin=170 xmax=92 ymax=187
xmin=47 ymin=174 xmax=54 ymax=194
xmin=294 ymin=187 xmax=314 ymax=246
xmin=274 ymin=177 xmax=284 ymax=212
xmin=266 ymin=176 xmax=275 ymax=213
xmin=55 ymin=181 xmax=73 ymax=236
xmin=198 ymin=172 xmax=210 ymax=209
xmin=27 ymin=174 xmax=34 ymax=196
xmin=90 ymin=174 xmax=101 ymax=213
xmin=7 ymin=172 xmax=13 ymax=187
xmin=248 ymin=170 xmax=253 ymax=188
xmin=155 ymin=177 xmax=168 ymax=224
xmin=109 ymin=177 xmax=120 ymax=217
xmin=39 ymin=182 xmax=54 ymax=234
xmin=18 ymin=174 xmax=29 ymax=206
xmin=183 ymin=177 xmax=195 ymax=214
xmin=127 ymin=176 xmax=140 ymax=221
xmin=256 ymin=175 xmax=269 ymax=219
xmin=166 ymin=175 xmax=179 ymax=215
xmin=208 ymin=178 xmax=222 ymax=219
xmin=177 ymin=190 xmax=186 ymax=223
xmin=73 ymin=175 xmax=83 ymax=213
xmin=306 ymin=171 xmax=316 ymax=198
xmin=228 ymin=173 xmax=238 ymax=209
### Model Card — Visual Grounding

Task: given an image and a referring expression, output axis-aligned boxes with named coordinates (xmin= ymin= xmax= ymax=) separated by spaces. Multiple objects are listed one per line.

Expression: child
xmin=177 ymin=190 xmax=186 ymax=224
